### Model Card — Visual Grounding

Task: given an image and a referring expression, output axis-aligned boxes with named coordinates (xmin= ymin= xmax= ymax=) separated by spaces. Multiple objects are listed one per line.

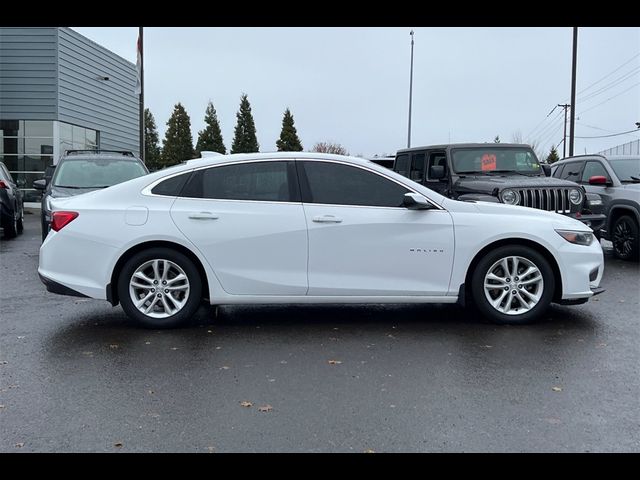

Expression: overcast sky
xmin=72 ymin=27 xmax=640 ymax=158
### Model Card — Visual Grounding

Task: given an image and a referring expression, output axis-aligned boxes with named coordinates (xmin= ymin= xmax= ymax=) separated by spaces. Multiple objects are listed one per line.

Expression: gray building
xmin=0 ymin=27 xmax=139 ymax=203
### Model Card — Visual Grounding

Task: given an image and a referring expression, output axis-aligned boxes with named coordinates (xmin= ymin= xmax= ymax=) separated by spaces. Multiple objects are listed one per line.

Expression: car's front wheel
xmin=612 ymin=215 xmax=639 ymax=261
xmin=117 ymin=248 xmax=202 ymax=328
xmin=470 ymin=245 xmax=555 ymax=325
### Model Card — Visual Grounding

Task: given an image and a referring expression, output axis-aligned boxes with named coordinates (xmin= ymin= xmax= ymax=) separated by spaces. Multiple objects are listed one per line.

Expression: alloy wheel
xmin=129 ymin=259 xmax=190 ymax=319
xmin=483 ymin=256 xmax=544 ymax=315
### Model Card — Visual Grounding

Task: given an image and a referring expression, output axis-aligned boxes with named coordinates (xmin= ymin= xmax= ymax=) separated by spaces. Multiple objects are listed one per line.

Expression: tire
xmin=117 ymin=247 xmax=202 ymax=329
xmin=41 ymin=217 xmax=49 ymax=242
xmin=612 ymin=215 xmax=639 ymax=261
xmin=16 ymin=204 xmax=23 ymax=234
xmin=470 ymin=245 xmax=555 ymax=325
xmin=2 ymin=205 xmax=18 ymax=239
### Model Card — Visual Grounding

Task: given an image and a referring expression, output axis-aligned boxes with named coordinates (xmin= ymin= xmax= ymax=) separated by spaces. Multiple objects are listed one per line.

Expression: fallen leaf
xmin=207 ymin=446 xmax=216 ymax=453
xmin=114 ymin=442 xmax=123 ymax=448
xmin=145 ymin=342 xmax=151 ymax=345
xmin=17 ymin=336 xmax=25 ymax=339
xmin=109 ymin=344 xmax=119 ymax=349
xmin=0 ymin=361 xmax=8 ymax=365
xmin=390 ymin=404 xmax=396 ymax=408
xmin=15 ymin=442 xmax=24 ymax=448
xmin=148 ymin=390 xmax=155 ymax=394
xmin=268 ymin=379 xmax=276 ymax=382
xmin=387 ymin=334 xmax=396 ymax=339
xmin=239 ymin=401 xmax=253 ymax=408
xmin=170 ymin=347 xmax=178 ymax=351
xmin=480 ymin=345 xmax=493 ymax=348
xmin=215 ymin=346 xmax=222 ymax=350
xmin=207 ymin=330 xmax=213 ymax=334
xmin=328 ymin=360 xmax=342 ymax=365
xmin=552 ymin=386 xmax=562 ymax=392
xmin=258 ymin=405 xmax=273 ymax=412
xmin=364 ymin=449 xmax=375 ymax=453
xmin=279 ymin=360 xmax=287 ymax=364
xmin=220 ymin=366 xmax=230 ymax=370
xmin=0 ymin=404 xmax=5 ymax=409
xmin=596 ymin=343 xmax=607 ymax=348
xmin=82 ymin=351 xmax=93 ymax=356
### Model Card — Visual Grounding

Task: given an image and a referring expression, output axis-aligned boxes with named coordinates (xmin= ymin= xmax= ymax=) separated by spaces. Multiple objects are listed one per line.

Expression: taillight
xmin=0 ymin=180 xmax=8 ymax=189
xmin=51 ymin=211 xmax=79 ymax=232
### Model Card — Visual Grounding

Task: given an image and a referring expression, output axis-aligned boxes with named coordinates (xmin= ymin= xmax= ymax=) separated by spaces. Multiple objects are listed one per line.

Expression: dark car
xmin=33 ymin=150 xmax=148 ymax=242
xmin=551 ymin=154 xmax=640 ymax=261
xmin=0 ymin=161 xmax=24 ymax=239
xmin=393 ymin=143 xmax=606 ymax=232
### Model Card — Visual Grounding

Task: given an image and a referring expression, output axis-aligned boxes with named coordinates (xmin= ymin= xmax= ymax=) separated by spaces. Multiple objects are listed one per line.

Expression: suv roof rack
xmin=63 ymin=149 xmax=136 ymax=157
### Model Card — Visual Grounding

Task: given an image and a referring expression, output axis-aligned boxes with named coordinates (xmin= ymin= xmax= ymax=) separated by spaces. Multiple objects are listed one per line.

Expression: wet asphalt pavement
xmin=1 ymin=212 xmax=639 ymax=452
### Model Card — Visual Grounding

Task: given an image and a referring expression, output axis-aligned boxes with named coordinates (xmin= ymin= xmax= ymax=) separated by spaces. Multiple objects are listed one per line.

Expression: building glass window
xmin=1 ymin=120 xmax=99 ymax=202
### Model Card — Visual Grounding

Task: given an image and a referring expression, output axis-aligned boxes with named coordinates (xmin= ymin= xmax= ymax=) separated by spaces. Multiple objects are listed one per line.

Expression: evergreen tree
xmin=494 ymin=135 xmax=501 ymax=143
xmin=230 ymin=94 xmax=259 ymax=154
xmin=276 ymin=108 xmax=303 ymax=151
xmin=143 ymin=108 xmax=162 ymax=171
xmin=195 ymin=101 xmax=226 ymax=156
xmin=161 ymin=103 xmax=194 ymax=167
xmin=546 ymin=146 xmax=560 ymax=164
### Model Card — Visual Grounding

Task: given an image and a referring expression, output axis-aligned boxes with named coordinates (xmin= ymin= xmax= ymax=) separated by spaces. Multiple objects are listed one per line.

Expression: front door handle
xmin=188 ymin=212 xmax=219 ymax=220
xmin=312 ymin=215 xmax=343 ymax=223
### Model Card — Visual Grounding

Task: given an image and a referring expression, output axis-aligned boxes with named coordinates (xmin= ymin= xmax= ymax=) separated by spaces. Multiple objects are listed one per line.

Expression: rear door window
xmin=559 ymin=161 xmax=584 ymax=182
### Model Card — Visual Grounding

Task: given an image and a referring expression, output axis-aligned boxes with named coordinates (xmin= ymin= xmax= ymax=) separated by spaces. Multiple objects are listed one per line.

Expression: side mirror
xmin=429 ymin=165 xmax=446 ymax=180
xmin=33 ymin=179 xmax=46 ymax=191
xmin=403 ymin=192 xmax=433 ymax=210
xmin=541 ymin=164 xmax=552 ymax=177
xmin=589 ymin=175 xmax=609 ymax=185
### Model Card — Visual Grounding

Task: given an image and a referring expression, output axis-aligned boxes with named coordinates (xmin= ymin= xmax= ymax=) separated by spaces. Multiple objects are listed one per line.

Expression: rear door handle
xmin=188 ymin=212 xmax=219 ymax=220
xmin=312 ymin=215 xmax=343 ymax=223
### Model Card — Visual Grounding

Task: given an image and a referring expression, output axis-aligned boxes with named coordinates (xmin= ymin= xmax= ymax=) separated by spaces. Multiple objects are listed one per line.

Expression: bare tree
xmin=311 ymin=142 xmax=349 ymax=156
xmin=511 ymin=130 xmax=545 ymax=161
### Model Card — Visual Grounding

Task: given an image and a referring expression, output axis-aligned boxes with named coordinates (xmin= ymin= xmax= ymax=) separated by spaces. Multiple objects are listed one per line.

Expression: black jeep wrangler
xmin=393 ymin=143 xmax=605 ymax=232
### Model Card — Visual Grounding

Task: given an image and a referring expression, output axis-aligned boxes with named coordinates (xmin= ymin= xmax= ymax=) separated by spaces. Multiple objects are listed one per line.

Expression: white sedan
xmin=38 ymin=152 xmax=604 ymax=328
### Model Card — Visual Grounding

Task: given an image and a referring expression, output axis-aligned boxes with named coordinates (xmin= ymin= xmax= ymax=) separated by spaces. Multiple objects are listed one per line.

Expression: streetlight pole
xmin=407 ymin=30 xmax=414 ymax=148
xmin=569 ymin=27 xmax=578 ymax=156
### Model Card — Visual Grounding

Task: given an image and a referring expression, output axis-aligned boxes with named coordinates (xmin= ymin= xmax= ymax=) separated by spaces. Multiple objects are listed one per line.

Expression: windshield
xmin=609 ymin=157 xmax=640 ymax=182
xmin=53 ymin=158 xmax=147 ymax=188
xmin=451 ymin=147 xmax=542 ymax=175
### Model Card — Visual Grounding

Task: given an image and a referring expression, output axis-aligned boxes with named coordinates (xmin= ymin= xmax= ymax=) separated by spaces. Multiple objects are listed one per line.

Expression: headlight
xmin=500 ymin=189 xmax=520 ymax=205
xmin=556 ymin=229 xmax=594 ymax=246
xmin=568 ymin=188 xmax=583 ymax=205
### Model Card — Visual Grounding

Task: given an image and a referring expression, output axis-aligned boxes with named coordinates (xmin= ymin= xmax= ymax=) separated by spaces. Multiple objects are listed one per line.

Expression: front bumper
xmin=566 ymin=213 xmax=606 ymax=234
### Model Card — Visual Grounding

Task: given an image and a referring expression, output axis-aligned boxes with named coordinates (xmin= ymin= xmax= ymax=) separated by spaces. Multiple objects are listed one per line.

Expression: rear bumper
xmin=39 ymin=271 xmax=89 ymax=298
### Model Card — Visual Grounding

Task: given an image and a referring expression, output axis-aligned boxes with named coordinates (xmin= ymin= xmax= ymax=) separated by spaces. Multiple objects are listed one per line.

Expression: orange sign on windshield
xmin=481 ymin=153 xmax=497 ymax=171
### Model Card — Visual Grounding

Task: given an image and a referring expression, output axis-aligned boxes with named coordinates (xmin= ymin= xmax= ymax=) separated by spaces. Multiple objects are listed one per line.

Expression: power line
xmin=531 ymin=109 xmax=564 ymax=141
xmin=577 ymin=52 xmax=640 ymax=96
xmin=578 ymin=81 xmax=640 ymax=116
xmin=578 ymin=66 xmax=640 ymax=103
xmin=576 ymin=122 xmax=616 ymax=133
xmin=526 ymin=105 xmax=561 ymax=139
xmin=574 ymin=128 xmax=640 ymax=139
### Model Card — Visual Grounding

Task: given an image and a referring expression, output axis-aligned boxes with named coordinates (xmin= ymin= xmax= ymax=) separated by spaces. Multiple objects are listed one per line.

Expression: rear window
xmin=53 ymin=158 xmax=147 ymax=188
xmin=151 ymin=172 xmax=192 ymax=196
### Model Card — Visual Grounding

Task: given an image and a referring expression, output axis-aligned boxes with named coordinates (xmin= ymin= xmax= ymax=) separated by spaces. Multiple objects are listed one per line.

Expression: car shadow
xmin=42 ymin=300 xmax=601 ymax=364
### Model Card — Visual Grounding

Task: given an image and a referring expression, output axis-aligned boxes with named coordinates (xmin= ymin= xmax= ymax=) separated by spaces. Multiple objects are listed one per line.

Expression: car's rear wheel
xmin=117 ymin=248 xmax=202 ymax=328
xmin=470 ymin=245 xmax=555 ymax=325
xmin=612 ymin=215 xmax=639 ymax=261
xmin=16 ymin=204 xmax=23 ymax=234
xmin=2 ymin=205 xmax=18 ymax=239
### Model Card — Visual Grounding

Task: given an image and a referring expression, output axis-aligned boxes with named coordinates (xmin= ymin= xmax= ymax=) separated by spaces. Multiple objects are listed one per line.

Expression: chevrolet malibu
xmin=38 ymin=152 xmax=604 ymax=328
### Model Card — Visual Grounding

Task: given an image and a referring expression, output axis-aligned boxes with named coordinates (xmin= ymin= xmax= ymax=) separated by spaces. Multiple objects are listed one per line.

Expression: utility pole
xmin=558 ymin=104 xmax=570 ymax=158
xmin=407 ymin=30 xmax=414 ymax=148
xmin=569 ymin=27 xmax=578 ymax=156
